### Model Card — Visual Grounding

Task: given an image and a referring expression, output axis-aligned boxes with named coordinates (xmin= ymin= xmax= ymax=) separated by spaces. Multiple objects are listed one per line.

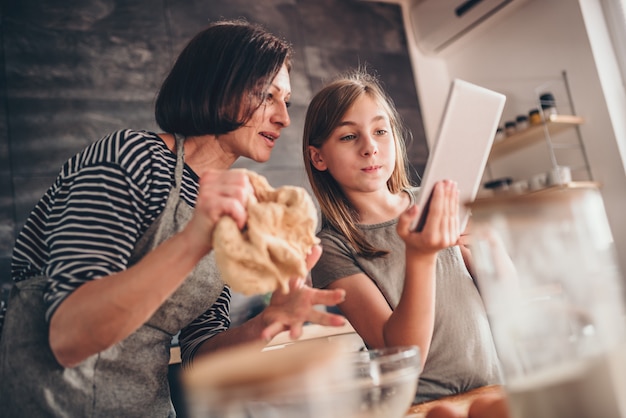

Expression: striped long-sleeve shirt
xmin=10 ymin=129 xmax=230 ymax=361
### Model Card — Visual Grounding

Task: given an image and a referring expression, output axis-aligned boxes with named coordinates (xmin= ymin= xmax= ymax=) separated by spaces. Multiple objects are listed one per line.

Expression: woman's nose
xmin=271 ymin=101 xmax=291 ymax=128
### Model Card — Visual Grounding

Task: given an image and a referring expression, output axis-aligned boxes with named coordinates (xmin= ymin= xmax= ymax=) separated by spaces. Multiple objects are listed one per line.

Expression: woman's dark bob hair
xmin=155 ymin=19 xmax=293 ymax=136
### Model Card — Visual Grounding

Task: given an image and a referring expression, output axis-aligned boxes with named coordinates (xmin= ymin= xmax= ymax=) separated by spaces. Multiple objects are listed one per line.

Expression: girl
xmin=303 ymin=69 xmax=502 ymax=403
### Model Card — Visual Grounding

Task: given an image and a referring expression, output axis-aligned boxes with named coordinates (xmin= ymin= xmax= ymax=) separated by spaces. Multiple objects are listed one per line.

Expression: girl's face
xmin=218 ymin=64 xmax=291 ymax=163
xmin=309 ymin=94 xmax=396 ymax=194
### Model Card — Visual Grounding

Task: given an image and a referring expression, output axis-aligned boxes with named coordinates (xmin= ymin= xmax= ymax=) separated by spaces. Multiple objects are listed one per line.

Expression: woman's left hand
xmin=259 ymin=244 xmax=346 ymax=341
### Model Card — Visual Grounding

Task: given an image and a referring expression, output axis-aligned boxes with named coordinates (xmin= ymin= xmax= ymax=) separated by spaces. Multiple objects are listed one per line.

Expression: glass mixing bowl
xmin=183 ymin=341 xmax=421 ymax=418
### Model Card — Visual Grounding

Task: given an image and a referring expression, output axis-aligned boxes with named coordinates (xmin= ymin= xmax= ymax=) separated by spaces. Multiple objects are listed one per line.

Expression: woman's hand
xmin=259 ymin=244 xmax=346 ymax=341
xmin=185 ymin=169 xmax=255 ymax=254
xmin=398 ymin=180 xmax=461 ymax=255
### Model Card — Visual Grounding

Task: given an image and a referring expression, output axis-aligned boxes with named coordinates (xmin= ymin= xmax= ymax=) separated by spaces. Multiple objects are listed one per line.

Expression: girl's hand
xmin=398 ymin=180 xmax=461 ymax=255
xmin=185 ymin=169 xmax=255 ymax=253
xmin=259 ymin=244 xmax=347 ymax=341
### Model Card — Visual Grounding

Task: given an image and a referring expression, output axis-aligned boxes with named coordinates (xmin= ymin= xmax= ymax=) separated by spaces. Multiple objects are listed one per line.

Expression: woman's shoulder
xmin=90 ymin=129 xmax=164 ymax=160
xmin=71 ymin=129 xmax=168 ymax=171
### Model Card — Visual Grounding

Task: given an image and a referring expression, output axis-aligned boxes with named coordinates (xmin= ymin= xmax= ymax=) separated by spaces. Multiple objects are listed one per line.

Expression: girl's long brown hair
xmin=303 ymin=69 xmax=413 ymax=259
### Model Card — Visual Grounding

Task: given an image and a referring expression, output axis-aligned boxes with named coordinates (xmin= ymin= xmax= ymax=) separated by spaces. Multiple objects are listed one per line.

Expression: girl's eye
xmin=339 ymin=134 xmax=356 ymax=141
xmin=375 ymin=129 xmax=388 ymax=136
xmin=263 ymin=93 xmax=274 ymax=104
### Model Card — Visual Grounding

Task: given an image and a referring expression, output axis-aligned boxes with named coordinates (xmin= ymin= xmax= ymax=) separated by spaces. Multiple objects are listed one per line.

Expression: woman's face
xmin=218 ymin=64 xmax=291 ymax=163
xmin=309 ymin=94 xmax=396 ymax=195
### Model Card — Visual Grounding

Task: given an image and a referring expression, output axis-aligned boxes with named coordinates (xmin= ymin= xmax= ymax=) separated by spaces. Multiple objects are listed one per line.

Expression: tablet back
xmin=410 ymin=79 xmax=506 ymax=232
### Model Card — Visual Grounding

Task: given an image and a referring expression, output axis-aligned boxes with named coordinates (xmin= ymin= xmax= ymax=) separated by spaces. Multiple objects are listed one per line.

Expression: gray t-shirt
xmin=311 ymin=188 xmax=502 ymax=403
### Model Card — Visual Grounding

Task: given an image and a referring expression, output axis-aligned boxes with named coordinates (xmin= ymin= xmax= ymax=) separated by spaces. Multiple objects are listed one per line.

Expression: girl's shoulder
xmin=406 ymin=186 xmax=419 ymax=202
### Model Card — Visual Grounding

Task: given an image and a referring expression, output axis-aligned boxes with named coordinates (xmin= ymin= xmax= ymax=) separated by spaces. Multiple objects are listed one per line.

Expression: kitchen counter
xmin=169 ymin=322 xmax=364 ymax=364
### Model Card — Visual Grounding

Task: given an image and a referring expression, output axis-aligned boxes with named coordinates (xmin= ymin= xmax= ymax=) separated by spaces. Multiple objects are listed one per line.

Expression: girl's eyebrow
xmin=337 ymin=114 xmax=387 ymax=127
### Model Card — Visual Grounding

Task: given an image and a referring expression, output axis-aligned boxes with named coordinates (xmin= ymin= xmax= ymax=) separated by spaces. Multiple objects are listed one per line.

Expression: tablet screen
xmin=410 ymin=79 xmax=506 ymax=232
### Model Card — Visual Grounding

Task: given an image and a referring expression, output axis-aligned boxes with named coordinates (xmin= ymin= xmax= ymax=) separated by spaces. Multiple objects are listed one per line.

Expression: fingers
xmin=305 ymin=244 xmax=322 ymax=271
xmin=397 ymin=205 xmax=419 ymax=238
xmin=423 ymin=180 xmax=459 ymax=242
xmin=197 ymin=169 xmax=255 ymax=231
xmin=312 ymin=287 xmax=346 ymax=307
xmin=262 ymin=286 xmax=346 ymax=342
xmin=260 ymin=321 xmax=286 ymax=342
xmin=289 ymin=324 xmax=304 ymax=340
xmin=307 ymin=308 xmax=346 ymax=327
xmin=446 ymin=181 xmax=460 ymax=241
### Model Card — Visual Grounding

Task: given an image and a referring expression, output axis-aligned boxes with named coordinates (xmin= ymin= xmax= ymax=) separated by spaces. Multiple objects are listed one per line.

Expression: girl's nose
xmin=361 ymin=135 xmax=378 ymax=156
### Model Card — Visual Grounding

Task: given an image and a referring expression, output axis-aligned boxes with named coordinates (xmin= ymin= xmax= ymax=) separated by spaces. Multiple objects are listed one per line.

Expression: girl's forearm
xmin=383 ymin=253 xmax=437 ymax=366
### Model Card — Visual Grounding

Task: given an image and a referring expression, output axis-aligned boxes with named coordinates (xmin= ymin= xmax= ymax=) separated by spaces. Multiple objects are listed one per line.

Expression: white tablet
xmin=410 ymin=79 xmax=506 ymax=232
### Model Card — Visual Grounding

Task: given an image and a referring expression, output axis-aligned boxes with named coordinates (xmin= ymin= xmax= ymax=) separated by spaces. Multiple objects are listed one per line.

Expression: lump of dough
xmin=212 ymin=169 xmax=320 ymax=295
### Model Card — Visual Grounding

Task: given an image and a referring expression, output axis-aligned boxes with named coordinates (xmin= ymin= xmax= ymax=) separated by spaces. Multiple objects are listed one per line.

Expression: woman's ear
xmin=308 ymin=146 xmax=327 ymax=171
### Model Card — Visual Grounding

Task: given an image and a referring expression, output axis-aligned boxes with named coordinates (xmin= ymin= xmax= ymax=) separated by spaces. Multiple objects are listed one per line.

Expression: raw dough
xmin=212 ymin=169 xmax=320 ymax=295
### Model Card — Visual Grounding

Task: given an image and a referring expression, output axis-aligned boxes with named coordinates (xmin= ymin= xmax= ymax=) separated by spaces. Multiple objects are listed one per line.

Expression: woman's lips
xmin=260 ymin=132 xmax=278 ymax=147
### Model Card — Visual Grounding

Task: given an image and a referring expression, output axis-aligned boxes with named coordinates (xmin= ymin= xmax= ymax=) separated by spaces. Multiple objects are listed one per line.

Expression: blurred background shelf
xmin=489 ymin=114 xmax=584 ymax=160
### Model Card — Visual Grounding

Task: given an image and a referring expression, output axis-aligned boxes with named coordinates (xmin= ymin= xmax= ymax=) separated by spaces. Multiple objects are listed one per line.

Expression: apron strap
xmin=173 ymin=133 xmax=186 ymax=190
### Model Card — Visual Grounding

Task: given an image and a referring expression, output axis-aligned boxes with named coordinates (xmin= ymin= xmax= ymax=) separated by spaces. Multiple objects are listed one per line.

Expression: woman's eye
xmin=285 ymin=101 xmax=291 ymax=109
xmin=339 ymin=134 xmax=356 ymax=141
xmin=375 ymin=129 xmax=388 ymax=136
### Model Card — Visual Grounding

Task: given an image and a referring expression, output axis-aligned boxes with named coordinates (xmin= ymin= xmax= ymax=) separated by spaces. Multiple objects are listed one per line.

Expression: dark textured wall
xmin=0 ymin=0 xmax=427 ymax=293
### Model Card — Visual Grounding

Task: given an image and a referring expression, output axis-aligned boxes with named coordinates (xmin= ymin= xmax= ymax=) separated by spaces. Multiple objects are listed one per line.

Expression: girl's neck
xmin=348 ymin=189 xmax=411 ymax=225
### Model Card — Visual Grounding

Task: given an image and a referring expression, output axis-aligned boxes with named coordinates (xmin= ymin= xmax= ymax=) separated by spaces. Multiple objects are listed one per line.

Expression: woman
xmin=302 ymin=69 xmax=502 ymax=404
xmin=0 ymin=19 xmax=345 ymax=417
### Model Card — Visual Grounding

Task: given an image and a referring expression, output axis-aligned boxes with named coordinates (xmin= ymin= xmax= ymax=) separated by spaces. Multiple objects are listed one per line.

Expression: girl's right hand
xmin=398 ymin=180 xmax=460 ymax=255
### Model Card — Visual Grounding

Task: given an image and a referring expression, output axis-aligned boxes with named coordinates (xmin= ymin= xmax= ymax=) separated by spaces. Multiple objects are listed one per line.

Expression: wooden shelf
xmin=470 ymin=181 xmax=600 ymax=206
xmin=489 ymin=114 xmax=584 ymax=160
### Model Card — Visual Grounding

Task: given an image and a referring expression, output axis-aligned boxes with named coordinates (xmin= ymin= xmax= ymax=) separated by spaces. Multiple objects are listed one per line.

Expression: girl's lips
xmin=362 ymin=165 xmax=382 ymax=173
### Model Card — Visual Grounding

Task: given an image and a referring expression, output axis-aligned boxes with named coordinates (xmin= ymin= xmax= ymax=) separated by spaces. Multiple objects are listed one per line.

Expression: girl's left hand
xmin=259 ymin=244 xmax=346 ymax=341
xmin=398 ymin=180 xmax=461 ymax=254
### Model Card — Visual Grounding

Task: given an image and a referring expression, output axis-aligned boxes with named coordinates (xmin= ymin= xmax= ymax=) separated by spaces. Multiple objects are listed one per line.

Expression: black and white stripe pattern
xmin=10 ymin=129 xmax=231 ymax=354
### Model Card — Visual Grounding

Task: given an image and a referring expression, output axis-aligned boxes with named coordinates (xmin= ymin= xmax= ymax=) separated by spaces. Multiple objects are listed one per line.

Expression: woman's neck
xmin=158 ymin=133 xmax=236 ymax=173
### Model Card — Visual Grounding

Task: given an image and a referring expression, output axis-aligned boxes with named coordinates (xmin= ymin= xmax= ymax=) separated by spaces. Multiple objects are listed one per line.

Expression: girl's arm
xmin=328 ymin=181 xmax=460 ymax=369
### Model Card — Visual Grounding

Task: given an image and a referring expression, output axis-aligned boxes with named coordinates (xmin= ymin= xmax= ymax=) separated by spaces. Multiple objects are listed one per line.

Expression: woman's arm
xmin=49 ymin=169 xmax=253 ymax=367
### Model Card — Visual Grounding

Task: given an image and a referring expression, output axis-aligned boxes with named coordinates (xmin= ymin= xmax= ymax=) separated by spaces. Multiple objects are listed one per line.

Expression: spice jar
xmin=494 ymin=127 xmax=505 ymax=142
xmin=528 ymin=108 xmax=542 ymax=125
xmin=504 ymin=121 xmax=517 ymax=136
xmin=539 ymin=92 xmax=557 ymax=119
xmin=515 ymin=114 xmax=529 ymax=131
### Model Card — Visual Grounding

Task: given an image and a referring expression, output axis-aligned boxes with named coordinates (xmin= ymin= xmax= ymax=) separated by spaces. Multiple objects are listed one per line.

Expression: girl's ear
xmin=308 ymin=146 xmax=327 ymax=171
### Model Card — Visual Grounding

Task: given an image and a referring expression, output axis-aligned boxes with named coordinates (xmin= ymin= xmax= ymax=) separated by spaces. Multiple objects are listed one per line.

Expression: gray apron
xmin=0 ymin=134 xmax=225 ymax=417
